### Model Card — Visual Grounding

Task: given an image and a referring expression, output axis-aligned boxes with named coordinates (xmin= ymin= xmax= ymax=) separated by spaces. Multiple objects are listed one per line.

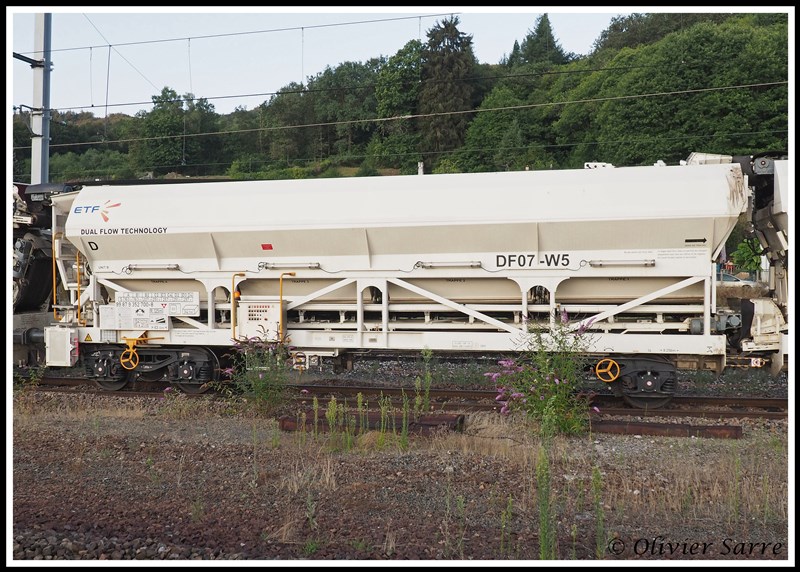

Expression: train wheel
xmin=94 ymin=376 xmax=130 ymax=391
xmin=617 ymin=355 xmax=677 ymax=410
xmin=622 ymin=393 xmax=674 ymax=409
xmin=174 ymin=348 xmax=220 ymax=394
xmin=92 ymin=356 xmax=131 ymax=391
xmin=174 ymin=381 xmax=210 ymax=395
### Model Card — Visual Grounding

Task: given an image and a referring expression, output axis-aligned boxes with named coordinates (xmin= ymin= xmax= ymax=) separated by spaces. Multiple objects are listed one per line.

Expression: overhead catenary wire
xmin=18 ymin=12 xmax=671 ymax=116
xmin=16 ymin=61 xmax=778 ymax=116
xmin=43 ymin=127 xmax=788 ymax=181
xmin=12 ymin=80 xmax=788 ymax=151
xmin=17 ymin=13 xmax=456 ymax=56
xmin=81 ymin=14 xmax=159 ymax=93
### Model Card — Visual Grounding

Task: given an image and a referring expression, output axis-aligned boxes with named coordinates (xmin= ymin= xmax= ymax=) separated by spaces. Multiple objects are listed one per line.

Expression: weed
xmin=219 ymin=333 xmax=291 ymax=411
xmin=499 ymin=495 xmax=514 ymax=558
xmin=537 ymin=447 xmax=555 ymax=559
xmin=312 ymin=396 xmax=320 ymax=437
xmin=592 ymin=465 xmax=605 ymax=559
xmin=13 ymin=363 xmax=48 ymax=389
xmin=399 ymin=394 xmax=410 ymax=451
xmin=325 ymin=396 xmax=338 ymax=447
xmin=190 ymin=498 xmax=204 ymax=522
xmin=357 ymin=392 xmax=367 ymax=435
xmin=414 ymin=347 xmax=433 ymax=414
xmin=377 ymin=394 xmax=392 ymax=449
xmin=728 ymin=451 xmax=742 ymax=524
xmin=305 ymin=490 xmax=317 ymax=530
xmin=176 ymin=450 xmax=186 ymax=488
xmin=488 ymin=309 xmax=593 ymax=435
xmin=571 ymin=523 xmax=578 ymax=560
xmin=383 ymin=519 xmax=396 ymax=557
xmin=302 ymin=539 xmax=320 ymax=556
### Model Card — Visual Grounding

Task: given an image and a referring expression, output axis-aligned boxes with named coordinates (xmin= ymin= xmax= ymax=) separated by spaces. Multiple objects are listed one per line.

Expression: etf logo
xmin=73 ymin=200 xmax=122 ymax=222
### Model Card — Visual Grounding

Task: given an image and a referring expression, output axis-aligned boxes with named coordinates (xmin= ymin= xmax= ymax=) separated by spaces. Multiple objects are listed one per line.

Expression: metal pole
xmin=279 ymin=272 xmax=296 ymax=343
xmin=31 ymin=13 xmax=52 ymax=184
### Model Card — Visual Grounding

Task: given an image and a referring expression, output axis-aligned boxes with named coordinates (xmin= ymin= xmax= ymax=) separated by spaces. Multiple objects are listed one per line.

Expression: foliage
xmin=221 ymin=335 xmax=291 ymax=410
xmin=591 ymin=12 xmax=759 ymax=53
xmin=13 ymin=363 xmax=47 ymax=391
xmin=487 ymin=310 xmax=593 ymax=435
xmin=431 ymin=157 xmax=461 ymax=174
xmin=414 ymin=348 xmax=433 ymax=416
xmin=731 ymin=237 xmax=764 ymax=272
xmin=14 ymin=14 xmax=787 ymax=182
xmin=519 ymin=14 xmax=573 ymax=65
xmin=49 ymin=148 xmax=135 ymax=181
xmin=592 ymin=466 xmax=606 ymax=559
xmin=307 ymin=59 xmax=382 ymax=157
xmin=375 ymin=40 xmax=422 ymax=119
xmin=418 ymin=15 xmax=476 ymax=172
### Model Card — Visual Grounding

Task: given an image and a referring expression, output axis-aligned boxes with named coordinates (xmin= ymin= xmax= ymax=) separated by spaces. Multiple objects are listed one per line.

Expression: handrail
xmin=76 ymin=251 xmax=86 ymax=326
xmin=51 ymin=232 xmax=63 ymax=321
xmin=279 ymin=272 xmax=296 ymax=343
xmin=230 ymin=272 xmax=246 ymax=341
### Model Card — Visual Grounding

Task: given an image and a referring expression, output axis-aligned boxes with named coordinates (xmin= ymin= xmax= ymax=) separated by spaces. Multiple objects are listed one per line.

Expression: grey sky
xmin=10 ymin=8 xmax=629 ymax=117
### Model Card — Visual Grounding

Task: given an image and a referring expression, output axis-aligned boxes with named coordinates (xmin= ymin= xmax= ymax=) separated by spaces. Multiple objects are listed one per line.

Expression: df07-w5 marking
xmin=495 ymin=253 xmax=571 ymax=267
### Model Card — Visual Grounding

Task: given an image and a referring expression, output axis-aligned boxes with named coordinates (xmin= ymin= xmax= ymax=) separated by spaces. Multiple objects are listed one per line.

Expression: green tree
xmin=181 ymin=94 xmax=221 ymax=176
xmin=219 ymin=105 xmax=267 ymax=174
xmin=519 ymin=14 xmax=572 ymax=65
xmin=260 ymin=83 xmax=314 ymax=167
xmin=592 ymin=12 xmax=736 ymax=54
xmin=418 ymin=16 xmax=476 ymax=172
xmin=573 ymin=18 xmax=788 ymax=166
xmin=307 ymin=58 xmax=382 ymax=160
xmin=368 ymin=39 xmax=423 ymax=172
xmin=130 ymin=87 xmax=185 ymax=176
xmin=502 ymin=40 xmax=522 ymax=67
xmin=457 ymin=85 xmax=525 ymax=172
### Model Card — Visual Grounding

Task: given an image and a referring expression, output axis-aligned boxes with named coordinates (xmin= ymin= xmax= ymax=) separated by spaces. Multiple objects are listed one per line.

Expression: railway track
xmin=23 ymin=375 xmax=788 ymax=422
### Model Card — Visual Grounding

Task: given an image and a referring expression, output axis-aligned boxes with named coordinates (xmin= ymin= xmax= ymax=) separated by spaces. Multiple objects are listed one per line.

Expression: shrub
xmin=487 ymin=310 xmax=594 ymax=435
xmin=221 ymin=334 xmax=291 ymax=410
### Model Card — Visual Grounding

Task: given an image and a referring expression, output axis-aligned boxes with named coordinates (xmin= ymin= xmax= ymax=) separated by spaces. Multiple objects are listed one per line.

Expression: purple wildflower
xmin=577 ymin=317 xmax=596 ymax=335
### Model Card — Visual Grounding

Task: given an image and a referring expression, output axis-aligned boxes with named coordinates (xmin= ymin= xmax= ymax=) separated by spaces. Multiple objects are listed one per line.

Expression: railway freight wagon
xmin=13 ymin=152 xmax=789 ymax=408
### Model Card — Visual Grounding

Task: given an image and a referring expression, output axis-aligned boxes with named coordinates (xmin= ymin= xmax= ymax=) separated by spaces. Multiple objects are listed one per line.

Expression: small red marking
xmin=101 ymin=212 xmax=109 ymax=222
xmin=261 ymin=243 xmax=274 ymax=250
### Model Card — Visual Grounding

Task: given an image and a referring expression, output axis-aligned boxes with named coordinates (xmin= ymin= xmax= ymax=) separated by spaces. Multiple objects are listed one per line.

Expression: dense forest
xmin=12 ymin=12 xmax=789 ymax=183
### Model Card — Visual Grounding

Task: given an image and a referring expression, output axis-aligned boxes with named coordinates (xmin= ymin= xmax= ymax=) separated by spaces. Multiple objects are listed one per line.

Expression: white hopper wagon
xmin=34 ymin=153 xmax=788 ymax=407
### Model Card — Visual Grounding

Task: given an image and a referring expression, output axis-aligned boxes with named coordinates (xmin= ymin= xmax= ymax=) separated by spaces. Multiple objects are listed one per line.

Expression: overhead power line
xmin=17 ymin=13 xmax=456 ymax=56
xmin=33 ymin=63 xmax=672 ymax=115
xmin=12 ymin=80 xmax=788 ymax=151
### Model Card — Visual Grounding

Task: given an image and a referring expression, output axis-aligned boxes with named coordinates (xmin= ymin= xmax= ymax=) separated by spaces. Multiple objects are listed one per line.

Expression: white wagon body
xmin=34 ymin=154 xmax=787 ymax=404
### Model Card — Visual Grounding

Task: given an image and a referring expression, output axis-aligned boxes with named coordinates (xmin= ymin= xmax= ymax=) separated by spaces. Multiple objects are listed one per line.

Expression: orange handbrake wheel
xmin=595 ymin=358 xmax=620 ymax=382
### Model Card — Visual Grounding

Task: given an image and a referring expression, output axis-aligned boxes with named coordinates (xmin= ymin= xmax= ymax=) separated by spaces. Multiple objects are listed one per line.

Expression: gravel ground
xmin=10 ymin=366 xmax=791 ymax=562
